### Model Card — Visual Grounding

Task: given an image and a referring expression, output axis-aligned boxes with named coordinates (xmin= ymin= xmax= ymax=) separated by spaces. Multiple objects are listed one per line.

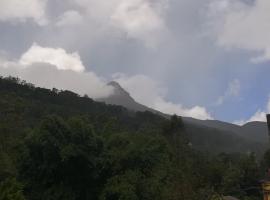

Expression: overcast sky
xmin=0 ymin=0 xmax=269 ymax=124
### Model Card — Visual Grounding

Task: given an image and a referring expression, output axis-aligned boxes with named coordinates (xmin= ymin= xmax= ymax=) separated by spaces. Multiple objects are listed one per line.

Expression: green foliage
xmin=261 ymin=149 xmax=270 ymax=171
xmin=204 ymin=153 xmax=261 ymax=199
xmin=0 ymin=178 xmax=25 ymax=200
xmin=101 ymin=133 xmax=173 ymax=200
xmin=0 ymin=76 xmax=266 ymax=200
xmin=18 ymin=116 xmax=103 ymax=200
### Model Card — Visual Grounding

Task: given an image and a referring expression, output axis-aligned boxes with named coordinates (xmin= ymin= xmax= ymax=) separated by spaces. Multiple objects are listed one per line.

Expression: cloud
xmin=0 ymin=0 xmax=48 ymax=25
xmin=19 ymin=43 xmax=85 ymax=72
xmin=0 ymin=44 xmax=113 ymax=98
xmin=56 ymin=10 xmax=83 ymax=27
xmin=0 ymin=44 xmax=212 ymax=120
xmin=216 ymin=79 xmax=240 ymax=105
xmin=155 ymin=98 xmax=213 ymax=120
xmin=208 ymin=0 xmax=270 ymax=62
xmin=113 ymin=73 xmax=213 ymax=120
xmin=110 ymin=0 xmax=168 ymax=47
xmin=1 ymin=0 xmax=262 ymax=123
xmin=234 ymin=96 xmax=270 ymax=125
xmin=69 ymin=0 xmax=168 ymax=47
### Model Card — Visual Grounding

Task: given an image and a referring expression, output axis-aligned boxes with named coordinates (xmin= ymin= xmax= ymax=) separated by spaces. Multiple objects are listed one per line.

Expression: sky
xmin=0 ymin=0 xmax=270 ymax=124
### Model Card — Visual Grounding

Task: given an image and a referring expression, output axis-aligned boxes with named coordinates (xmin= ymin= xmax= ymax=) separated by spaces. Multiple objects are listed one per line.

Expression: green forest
xmin=0 ymin=76 xmax=269 ymax=200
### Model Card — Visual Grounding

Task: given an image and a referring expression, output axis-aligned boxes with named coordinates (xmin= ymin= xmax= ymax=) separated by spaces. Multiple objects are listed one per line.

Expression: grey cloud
xmin=113 ymin=73 xmax=213 ymax=120
xmin=0 ymin=0 xmax=48 ymax=25
xmin=208 ymin=0 xmax=270 ymax=62
xmin=0 ymin=44 xmax=114 ymax=98
xmin=1 ymin=0 xmax=252 ymax=120
xmin=0 ymin=63 xmax=114 ymax=98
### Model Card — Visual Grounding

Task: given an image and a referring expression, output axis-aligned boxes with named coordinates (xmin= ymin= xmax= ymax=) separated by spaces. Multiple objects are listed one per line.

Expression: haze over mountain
xmin=2 ymin=0 xmax=270 ymax=199
xmin=99 ymin=81 xmax=269 ymax=145
xmin=0 ymin=75 xmax=267 ymax=200
xmin=97 ymin=81 xmax=165 ymax=116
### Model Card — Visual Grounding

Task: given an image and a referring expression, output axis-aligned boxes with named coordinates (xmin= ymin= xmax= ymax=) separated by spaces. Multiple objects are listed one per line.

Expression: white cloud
xmin=0 ymin=0 xmax=48 ymax=25
xmin=112 ymin=73 xmax=167 ymax=105
xmin=19 ymin=43 xmax=85 ymax=72
xmin=56 ymin=10 xmax=83 ymax=27
xmin=69 ymin=0 xmax=168 ymax=47
xmin=216 ymin=79 xmax=240 ymax=105
xmin=0 ymin=44 xmax=212 ymax=120
xmin=234 ymin=96 xmax=270 ymax=125
xmin=0 ymin=43 xmax=212 ymax=120
xmin=113 ymin=73 xmax=213 ymax=120
xmin=208 ymin=0 xmax=270 ymax=62
xmin=155 ymin=98 xmax=213 ymax=120
xmin=0 ymin=45 xmax=113 ymax=98
xmin=110 ymin=0 xmax=168 ymax=47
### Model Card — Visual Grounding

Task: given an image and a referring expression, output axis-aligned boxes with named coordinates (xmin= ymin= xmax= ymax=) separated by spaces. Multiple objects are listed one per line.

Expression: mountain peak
xmin=97 ymin=81 xmax=159 ymax=113
xmin=108 ymin=81 xmax=122 ymax=89
xmin=108 ymin=81 xmax=131 ymax=97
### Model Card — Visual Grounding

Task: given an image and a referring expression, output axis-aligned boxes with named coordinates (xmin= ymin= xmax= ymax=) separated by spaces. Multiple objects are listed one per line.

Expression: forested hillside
xmin=0 ymin=76 xmax=269 ymax=200
xmin=98 ymin=81 xmax=268 ymax=155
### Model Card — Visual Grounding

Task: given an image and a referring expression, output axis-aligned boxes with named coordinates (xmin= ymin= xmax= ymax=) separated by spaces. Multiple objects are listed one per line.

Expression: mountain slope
xmin=99 ymin=81 xmax=269 ymax=146
xmin=0 ymin=77 xmax=265 ymax=155
xmin=184 ymin=117 xmax=268 ymax=143
xmin=0 ymin=77 xmax=263 ymax=200
xmin=97 ymin=81 xmax=167 ymax=117
xmin=97 ymin=81 xmax=150 ymax=112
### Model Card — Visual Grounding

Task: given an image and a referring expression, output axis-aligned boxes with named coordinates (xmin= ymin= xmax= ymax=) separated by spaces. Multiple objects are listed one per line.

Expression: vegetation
xmin=0 ymin=76 xmax=269 ymax=199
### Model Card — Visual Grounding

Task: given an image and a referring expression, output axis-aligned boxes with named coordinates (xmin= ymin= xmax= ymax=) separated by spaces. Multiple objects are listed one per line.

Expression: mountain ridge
xmin=97 ymin=81 xmax=168 ymax=117
xmin=98 ymin=81 xmax=269 ymax=144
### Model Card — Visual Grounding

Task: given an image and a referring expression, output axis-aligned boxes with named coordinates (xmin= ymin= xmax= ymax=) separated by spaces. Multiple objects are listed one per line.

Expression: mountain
xmin=0 ymin=76 xmax=264 ymax=200
xmin=97 ymin=81 xmax=167 ymax=117
xmin=97 ymin=81 xmax=149 ymax=112
xmin=183 ymin=117 xmax=269 ymax=144
xmin=99 ymin=81 xmax=269 ymax=146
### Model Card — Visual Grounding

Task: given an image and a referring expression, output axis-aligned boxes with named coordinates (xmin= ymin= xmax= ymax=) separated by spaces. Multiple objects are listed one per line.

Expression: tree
xmin=100 ymin=133 xmax=173 ymax=200
xmin=18 ymin=115 xmax=103 ymax=200
xmin=0 ymin=178 xmax=25 ymax=200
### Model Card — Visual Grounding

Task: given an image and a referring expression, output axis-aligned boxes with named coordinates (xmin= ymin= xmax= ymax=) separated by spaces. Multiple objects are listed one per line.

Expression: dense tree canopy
xmin=0 ymin=76 xmax=267 ymax=200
